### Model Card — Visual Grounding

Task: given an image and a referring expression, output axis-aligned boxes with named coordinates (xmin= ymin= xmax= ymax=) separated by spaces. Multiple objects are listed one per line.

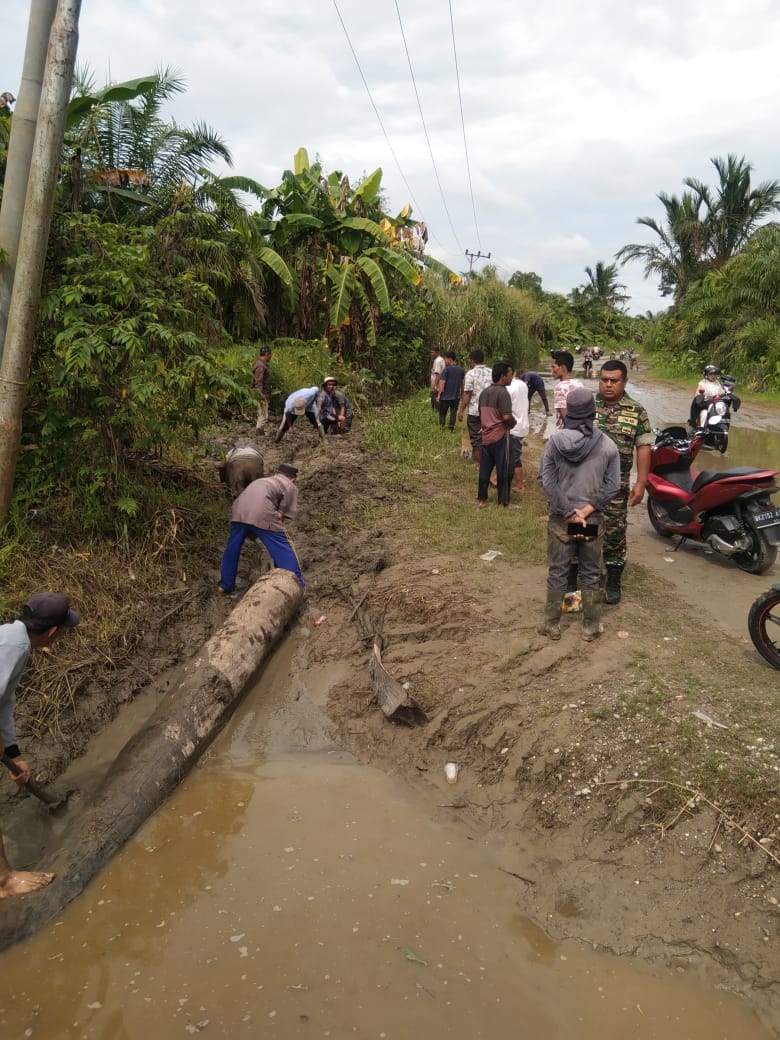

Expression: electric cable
xmin=331 ymin=0 xmax=431 ymax=236
xmin=448 ymin=0 xmax=481 ymax=249
xmin=393 ymin=0 xmax=463 ymax=253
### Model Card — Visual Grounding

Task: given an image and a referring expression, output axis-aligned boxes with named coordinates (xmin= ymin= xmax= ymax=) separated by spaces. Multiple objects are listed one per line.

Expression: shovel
xmin=2 ymin=753 xmax=73 ymax=813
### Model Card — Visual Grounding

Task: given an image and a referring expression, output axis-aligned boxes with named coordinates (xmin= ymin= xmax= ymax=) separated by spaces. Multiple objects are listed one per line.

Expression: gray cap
xmin=565 ymin=387 xmax=596 ymax=419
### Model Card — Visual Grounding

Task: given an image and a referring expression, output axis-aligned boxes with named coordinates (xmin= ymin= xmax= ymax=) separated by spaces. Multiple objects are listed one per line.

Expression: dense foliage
xmin=617 ymin=155 xmax=780 ymax=388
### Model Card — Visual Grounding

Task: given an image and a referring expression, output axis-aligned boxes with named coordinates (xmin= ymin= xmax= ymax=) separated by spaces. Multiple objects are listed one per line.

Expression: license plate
xmin=752 ymin=507 xmax=780 ymax=527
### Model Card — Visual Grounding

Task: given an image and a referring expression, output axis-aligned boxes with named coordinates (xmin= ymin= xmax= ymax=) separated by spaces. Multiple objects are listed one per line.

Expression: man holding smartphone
xmin=538 ymin=388 xmax=620 ymax=641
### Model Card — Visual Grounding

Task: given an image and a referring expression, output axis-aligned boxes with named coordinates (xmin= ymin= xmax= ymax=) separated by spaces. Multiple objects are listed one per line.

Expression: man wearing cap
xmin=538 ymin=388 xmax=620 ymax=641
xmin=275 ymin=386 xmax=325 ymax=444
xmin=252 ymin=345 xmax=273 ymax=436
xmin=0 ymin=592 xmax=80 ymax=897
xmin=218 ymin=463 xmax=305 ymax=592
xmin=317 ymin=377 xmax=353 ymax=435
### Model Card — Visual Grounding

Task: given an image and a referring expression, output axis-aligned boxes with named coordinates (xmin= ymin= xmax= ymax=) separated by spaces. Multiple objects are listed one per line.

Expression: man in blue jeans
xmin=218 ymin=463 xmax=305 ymax=592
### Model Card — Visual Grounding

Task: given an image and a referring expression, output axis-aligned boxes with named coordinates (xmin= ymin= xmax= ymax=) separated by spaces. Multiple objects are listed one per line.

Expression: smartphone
xmin=567 ymin=522 xmax=599 ymax=539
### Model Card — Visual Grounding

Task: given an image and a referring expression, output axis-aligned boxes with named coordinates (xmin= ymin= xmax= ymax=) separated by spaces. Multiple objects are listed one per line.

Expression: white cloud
xmin=3 ymin=0 xmax=780 ymax=316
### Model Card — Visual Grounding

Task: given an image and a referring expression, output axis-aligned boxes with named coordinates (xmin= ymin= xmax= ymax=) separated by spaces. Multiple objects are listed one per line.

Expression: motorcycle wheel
xmin=646 ymin=500 xmax=673 ymax=538
xmin=712 ymin=432 xmax=728 ymax=454
xmin=733 ymin=526 xmax=777 ymax=575
xmin=748 ymin=587 xmax=780 ymax=669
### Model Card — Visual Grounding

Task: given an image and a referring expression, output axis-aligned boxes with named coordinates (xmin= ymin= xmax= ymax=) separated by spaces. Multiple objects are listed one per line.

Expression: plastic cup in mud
xmin=444 ymin=762 xmax=460 ymax=784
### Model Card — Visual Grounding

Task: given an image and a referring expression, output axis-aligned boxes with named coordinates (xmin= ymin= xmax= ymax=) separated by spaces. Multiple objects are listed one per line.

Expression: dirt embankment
xmin=4 ymin=398 xmax=780 ymax=1030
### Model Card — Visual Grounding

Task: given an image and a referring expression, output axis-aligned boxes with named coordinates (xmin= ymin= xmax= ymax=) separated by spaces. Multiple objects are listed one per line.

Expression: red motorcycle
xmin=646 ymin=426 xmax=780 ymax=574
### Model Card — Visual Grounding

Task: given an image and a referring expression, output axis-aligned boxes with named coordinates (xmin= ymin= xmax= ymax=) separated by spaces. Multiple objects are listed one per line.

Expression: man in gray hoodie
xmin=538 ymin=387 xmax=620 ymax=641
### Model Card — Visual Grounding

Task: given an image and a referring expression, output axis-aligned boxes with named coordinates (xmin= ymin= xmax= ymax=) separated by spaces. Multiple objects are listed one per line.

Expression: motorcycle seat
xmin=692 ymin=466 xmax=769 ymax=491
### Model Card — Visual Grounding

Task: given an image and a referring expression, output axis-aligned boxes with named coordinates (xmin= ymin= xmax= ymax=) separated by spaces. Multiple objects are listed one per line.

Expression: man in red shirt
xmin=477 ymin=361 xmax=516 ymax=507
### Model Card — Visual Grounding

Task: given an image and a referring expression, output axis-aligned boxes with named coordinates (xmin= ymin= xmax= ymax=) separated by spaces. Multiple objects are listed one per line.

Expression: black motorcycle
xmin=748 ymin=583 xmax=780 ymax=669
xmin=689 ymin=375 xmax=741 ymax=454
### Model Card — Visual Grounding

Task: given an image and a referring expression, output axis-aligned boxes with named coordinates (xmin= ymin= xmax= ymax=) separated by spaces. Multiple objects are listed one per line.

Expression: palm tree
xmin=616 ymin=189 xmax=707 ymax=302
xmin=685 ymin=153 xmax=780 ymax=267
xmin=617 ymin=156 xmax=780 ymax=305
xmin=583 ymin=261 xmax=628 ymax=311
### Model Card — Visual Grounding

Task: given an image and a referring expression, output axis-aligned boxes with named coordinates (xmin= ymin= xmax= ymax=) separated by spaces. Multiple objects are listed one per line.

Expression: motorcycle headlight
xmin=714 ymin=401 xmax=727 ymax=415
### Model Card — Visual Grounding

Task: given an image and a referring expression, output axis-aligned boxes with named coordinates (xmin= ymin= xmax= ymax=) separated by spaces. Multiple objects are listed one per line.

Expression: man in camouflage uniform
xmin=595 ymin=360 xmax=652 ymax=604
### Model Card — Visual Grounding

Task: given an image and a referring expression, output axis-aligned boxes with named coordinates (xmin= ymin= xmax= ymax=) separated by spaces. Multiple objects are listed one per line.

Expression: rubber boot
xmin=604 ymin=564 xmax=623 ymax=605
xmin=581 ymin=589 xmax=604 ymax=641
xmin=537 ymin=591 xmax=564 ymax=640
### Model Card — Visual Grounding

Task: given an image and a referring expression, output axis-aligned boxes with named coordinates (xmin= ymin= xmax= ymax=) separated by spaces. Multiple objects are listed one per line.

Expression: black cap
xmin=22 ymin=592 xmax=81 ymax=631
xmin=278 ymin=463 xmax=298 ymax=478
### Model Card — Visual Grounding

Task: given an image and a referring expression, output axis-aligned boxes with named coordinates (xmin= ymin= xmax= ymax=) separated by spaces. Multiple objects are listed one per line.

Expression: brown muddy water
xmin=0 ymin=638 xmax=771 ymax=1039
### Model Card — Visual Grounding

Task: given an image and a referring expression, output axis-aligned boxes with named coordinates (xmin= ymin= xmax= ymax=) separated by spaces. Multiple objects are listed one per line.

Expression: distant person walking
xmin=436 ymin=351 xmax=464 ymax=430
xmin=429 ymin=347 xmax=445 ymax=412
xmin=218 ymin=463 xmax=304 ymax=592
xmin=252 ymin=345 xmax=272 ymax=435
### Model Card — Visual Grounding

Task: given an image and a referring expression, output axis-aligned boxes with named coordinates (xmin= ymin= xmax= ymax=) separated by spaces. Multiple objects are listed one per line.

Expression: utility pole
xmin=0 ymin=0 xmax=81 ymax=516
xmin=465 ymin=249 xmax=491 ymax=277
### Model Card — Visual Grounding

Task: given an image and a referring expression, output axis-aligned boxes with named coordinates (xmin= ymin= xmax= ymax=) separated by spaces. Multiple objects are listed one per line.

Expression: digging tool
xmin=2 ymin=753 xmax=73 ymax=812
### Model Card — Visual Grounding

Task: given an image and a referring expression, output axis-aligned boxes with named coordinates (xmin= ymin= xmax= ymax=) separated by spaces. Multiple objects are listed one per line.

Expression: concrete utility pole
xmin=0 ymin=0 xmax=58 ymax=366
xmin=0 ymin=0 xmax=81 ymax=517
xmin=465 ymin=248 xmax=491 ymax=277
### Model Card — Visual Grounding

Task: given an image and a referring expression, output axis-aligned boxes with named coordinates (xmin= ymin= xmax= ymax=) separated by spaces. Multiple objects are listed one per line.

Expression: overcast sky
xmin=3 ymin=1 xmax=780 ymax=315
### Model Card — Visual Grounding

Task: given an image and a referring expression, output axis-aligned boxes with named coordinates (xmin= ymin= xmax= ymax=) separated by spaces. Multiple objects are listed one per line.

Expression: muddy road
xmin=2 ymin=367 xmax=780 ymax=1036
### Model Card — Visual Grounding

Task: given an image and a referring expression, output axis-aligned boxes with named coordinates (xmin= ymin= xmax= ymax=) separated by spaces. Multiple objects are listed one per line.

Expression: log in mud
xmin=0 ymin=569 xmax=303 ymax=951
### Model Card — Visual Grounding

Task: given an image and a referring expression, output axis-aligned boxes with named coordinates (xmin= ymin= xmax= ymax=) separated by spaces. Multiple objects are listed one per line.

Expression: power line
xmin=448 ymin=0 xmax=481 ymax=249
xmin=393 ymin=0 xmax=463 ymax=253
xmin=331 ymin=0 xmax=429 ymax=229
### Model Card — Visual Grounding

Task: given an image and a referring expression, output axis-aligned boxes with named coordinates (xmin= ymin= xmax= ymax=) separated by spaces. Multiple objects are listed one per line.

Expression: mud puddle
xmin=0 ymin=637 xmax=771 ymax=1039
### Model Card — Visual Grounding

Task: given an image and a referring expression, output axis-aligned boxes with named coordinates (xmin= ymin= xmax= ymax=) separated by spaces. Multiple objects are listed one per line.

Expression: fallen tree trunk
xmin=0 ymin=569 xmax=303 ymax=950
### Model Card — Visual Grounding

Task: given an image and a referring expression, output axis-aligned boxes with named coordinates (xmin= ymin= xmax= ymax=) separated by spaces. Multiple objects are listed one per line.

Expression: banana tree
xmin=258 ymin=149 xmax=422 ymax=355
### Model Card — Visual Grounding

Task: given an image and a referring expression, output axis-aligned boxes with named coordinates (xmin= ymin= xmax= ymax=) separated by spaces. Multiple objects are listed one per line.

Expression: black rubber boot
xmin=604 ymin=565 xmax=623 ymax=605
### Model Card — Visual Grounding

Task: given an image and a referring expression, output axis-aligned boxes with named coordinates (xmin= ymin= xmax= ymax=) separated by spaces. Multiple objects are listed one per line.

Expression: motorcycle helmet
xmin=703 ymin=364 xmax=720 ymax=377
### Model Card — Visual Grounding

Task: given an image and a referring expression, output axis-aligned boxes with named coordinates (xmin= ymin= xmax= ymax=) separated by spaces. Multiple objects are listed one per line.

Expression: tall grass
xmin=365 ymin=393 xmax=548 ymax=565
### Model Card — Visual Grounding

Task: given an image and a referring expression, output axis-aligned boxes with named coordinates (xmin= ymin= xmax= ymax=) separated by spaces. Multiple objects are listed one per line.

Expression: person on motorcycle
xmin=690 ymin=365 xmax=725 ymax=428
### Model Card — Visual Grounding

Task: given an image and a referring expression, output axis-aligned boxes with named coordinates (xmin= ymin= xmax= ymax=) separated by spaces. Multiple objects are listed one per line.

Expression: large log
xmin=0 ymin=569 xmax=303 ymax=950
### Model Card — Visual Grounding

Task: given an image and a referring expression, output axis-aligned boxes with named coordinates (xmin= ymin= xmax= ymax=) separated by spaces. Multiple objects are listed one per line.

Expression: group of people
xmin=430 ymin=344 xmax=652 ymax=641
xmin=251 ymin=345 xmax=353 ymax=443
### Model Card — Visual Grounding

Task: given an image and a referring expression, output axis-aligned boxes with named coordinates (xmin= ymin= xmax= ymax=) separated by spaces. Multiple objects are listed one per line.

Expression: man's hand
xmin=629 ymin=481 xmax=646 ymax=507
xmin=8 ymin=756 xmax=31 ymax=786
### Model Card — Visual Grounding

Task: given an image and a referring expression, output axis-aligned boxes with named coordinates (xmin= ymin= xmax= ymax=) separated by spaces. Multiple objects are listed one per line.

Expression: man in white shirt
xmin=429 ymin=348 xmax=445 ymax=412
xmin=507 ymin=368 xmax=530 ymax=492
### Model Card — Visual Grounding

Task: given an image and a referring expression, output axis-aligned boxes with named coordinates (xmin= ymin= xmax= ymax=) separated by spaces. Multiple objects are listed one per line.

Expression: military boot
xmin=537 ymin=591 xmax=564 ymax=640
xmin=581 ymin=589 xmax=604 ymax=641
xmin=604 ymin=564 xmax=623 ymax=605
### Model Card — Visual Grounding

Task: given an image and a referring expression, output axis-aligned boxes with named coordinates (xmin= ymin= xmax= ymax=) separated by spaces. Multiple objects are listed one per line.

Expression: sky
xmin=2 ymin=0 xmax=780 ymax=315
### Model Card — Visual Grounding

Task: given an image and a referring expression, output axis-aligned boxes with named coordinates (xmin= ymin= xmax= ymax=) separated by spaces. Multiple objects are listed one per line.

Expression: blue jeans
xmin=219 ymin=522 xmax=305 ymax=590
